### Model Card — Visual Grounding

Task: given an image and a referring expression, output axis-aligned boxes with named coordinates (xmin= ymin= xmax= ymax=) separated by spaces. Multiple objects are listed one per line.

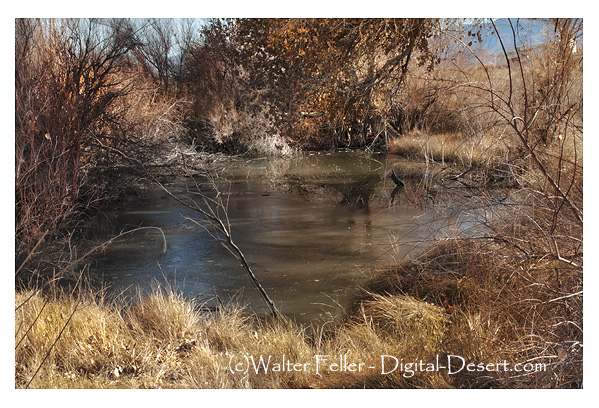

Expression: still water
xmin=88 ymin=152 xmax=444 ymax=324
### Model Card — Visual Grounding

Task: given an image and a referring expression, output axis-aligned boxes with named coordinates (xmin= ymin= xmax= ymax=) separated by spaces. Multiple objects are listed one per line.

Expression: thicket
xmin=179 ymin=18 xmax=446 ymax=150
xmin=15 ymin=19 xmax=189 ymax=277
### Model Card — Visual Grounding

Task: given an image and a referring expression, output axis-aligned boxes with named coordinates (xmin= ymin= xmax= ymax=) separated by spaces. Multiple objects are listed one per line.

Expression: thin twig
xmin=25 ymin=300 xmax=80 ymax=389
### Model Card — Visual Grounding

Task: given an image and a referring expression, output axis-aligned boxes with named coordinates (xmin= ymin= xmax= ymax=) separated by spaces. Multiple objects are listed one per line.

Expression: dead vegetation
xmin=16 ymin=235 xmax=580 ymax=389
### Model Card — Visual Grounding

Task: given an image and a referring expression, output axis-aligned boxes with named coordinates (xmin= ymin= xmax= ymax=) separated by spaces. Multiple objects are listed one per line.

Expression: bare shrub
xmin=15 ymin=19 xmax=188 ymax=277
xmin=15 ymin=19 xmax=139 ymax=261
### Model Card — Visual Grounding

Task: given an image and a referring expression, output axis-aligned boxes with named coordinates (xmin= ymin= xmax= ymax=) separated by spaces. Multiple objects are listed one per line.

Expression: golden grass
xmin=17 ymin=235 xmax=579 ymax=390
xmin=387 ymin=130 xmax=514 ymax=167
xmin=15 ymin=289 xmax=317 ymax=389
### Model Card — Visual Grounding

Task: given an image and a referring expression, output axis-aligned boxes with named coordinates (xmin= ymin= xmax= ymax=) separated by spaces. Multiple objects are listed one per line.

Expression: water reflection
xmin=89 ymin=152 xmax=442 ymax=324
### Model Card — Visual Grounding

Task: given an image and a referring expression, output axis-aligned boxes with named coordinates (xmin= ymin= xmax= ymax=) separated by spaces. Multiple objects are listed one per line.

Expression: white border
xmin=4 ymin=2 xmax=596 ymax=405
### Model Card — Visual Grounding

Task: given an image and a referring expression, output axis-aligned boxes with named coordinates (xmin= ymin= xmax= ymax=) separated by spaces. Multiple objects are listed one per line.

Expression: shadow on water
xmin=87 ymin=152 xmax=445 ymax=325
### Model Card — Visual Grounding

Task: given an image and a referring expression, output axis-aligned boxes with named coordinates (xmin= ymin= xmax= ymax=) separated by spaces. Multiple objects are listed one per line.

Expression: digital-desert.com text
xmin=227 ymin=354 xmax=548 ymax=378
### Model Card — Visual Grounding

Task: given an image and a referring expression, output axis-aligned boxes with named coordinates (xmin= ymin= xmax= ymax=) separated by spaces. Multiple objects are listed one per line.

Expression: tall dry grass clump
xmin=15 ymin=290 xmax=132 ymax=388
xmin=15 ymin=287 xmax=316 ymax=389
xmin=359 ymin=294 xmax=449 ymax=356
xmin=349 ymin=234 xmax=581 ymax=388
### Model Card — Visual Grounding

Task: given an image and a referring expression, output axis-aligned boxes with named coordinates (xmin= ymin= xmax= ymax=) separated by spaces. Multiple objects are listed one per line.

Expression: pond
xmin=88 ymin=151 xmax=449 ymax=324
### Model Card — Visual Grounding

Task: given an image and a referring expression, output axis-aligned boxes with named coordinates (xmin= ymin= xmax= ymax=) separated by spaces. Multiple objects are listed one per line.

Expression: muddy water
xmin=89 ymin=152 xmax=443 ymax=324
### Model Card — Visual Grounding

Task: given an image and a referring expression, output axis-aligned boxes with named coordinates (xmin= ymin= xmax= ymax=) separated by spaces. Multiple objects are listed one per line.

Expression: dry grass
xmin=388 ymin=130 xmax=514 ymax=167
xmin=16 ymin=235 xmax=579 ymax=390
xmin=15 ymin=288 xmax=316 ymax=389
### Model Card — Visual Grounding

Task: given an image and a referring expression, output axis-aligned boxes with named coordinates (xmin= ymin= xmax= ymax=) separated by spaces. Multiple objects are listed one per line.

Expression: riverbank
xmin=14 ymin=128 xmax=583 ymax=389
xmin=15 ymin=235 xmax=581 ymax=389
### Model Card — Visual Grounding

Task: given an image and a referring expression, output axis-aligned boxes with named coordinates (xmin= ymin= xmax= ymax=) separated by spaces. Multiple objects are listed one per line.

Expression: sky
xmin=479 ymin=19 xmax=552 ymax=51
